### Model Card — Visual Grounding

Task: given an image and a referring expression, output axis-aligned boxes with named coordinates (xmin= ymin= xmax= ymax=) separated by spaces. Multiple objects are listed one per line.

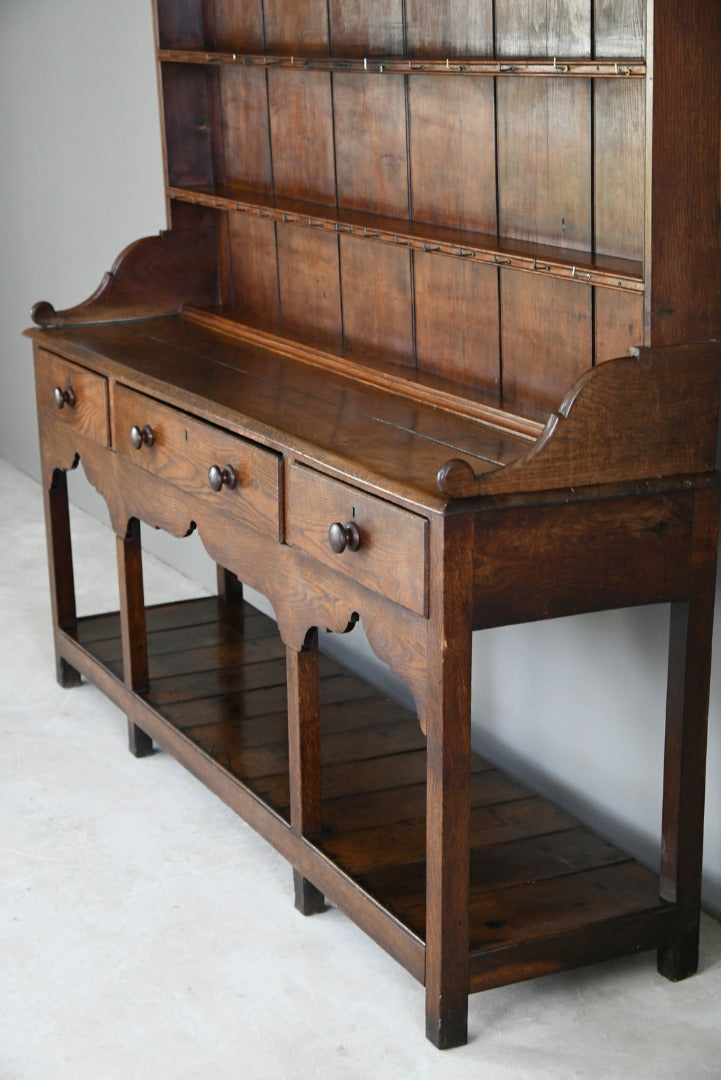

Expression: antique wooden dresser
xmin=27 ymin=0 xmax=721 ymax=1048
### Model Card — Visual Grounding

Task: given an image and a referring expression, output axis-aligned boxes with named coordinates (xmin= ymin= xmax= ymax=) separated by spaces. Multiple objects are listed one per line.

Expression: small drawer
xmin=35 ymin=349 xmax=109 ymax=446
xmin=286 ymin=463 xmax=428 ymax=616
xmin=113 ymin=384 xmax=281 ymax=539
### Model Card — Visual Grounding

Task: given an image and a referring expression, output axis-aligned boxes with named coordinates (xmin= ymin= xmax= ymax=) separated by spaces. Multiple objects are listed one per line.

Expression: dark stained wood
xmin=287 ymin=632 xmax=326 ymax=914
xmin=168 ymin=184 xmax=643 ymax=295
xmin=285 ymin=462 xmax=429 ymax=616
xmin=262 ymin=0 xmax=329 ymax=53
xmin=339 ymin=235 xmax=415 ymax=366
xmin=500 ymin=273 xmax=593 ymax=409
xmin=31 ymin=229 xmax=217 ymax=328
xmin=472 ymin=492 xmax=693 ymax=629
xmin=112 ymin=383 xmax=282 ymax=539
xmin=160 ymin=64 xmax=215 ymax=190
xmin=68 ymin=591 xmax=668 ymax=983
xmin=154 ymin=0 xmax=205 ymax=51
xmin=219 ymin=68 xmax=272 ymax=192
xmin=497 ymin=79 xmax=592 ymax=252
xmin=211 ymin=0 xmax=264 ymax=52
xmin=480 ymin=343 xmax=721 ymax=497
xmin=414 ymin=254 xmax=500 ymax=391
xmin=334 ymin=74 xmax=409 ymax=218
xmin=227 ymin=214 xmax=280 ymax=323
xmin=43 ymin=467 xmax=81 ymax=687
xmin=408 ymin=76 xmax=497 ymax=235
xmin=424 ymin=513 xmax=473 ymax=1049
xmin=29 ymin=0 xmax=721 ymax=1052
xmin=658 ymin=487 xmax=720 ymax=979
xmin=594 ymin=288 xmax=644 ymax=363
xmin=268 ymin=71 xmax=336 ymax=206
xmin=646 ymin=3 xmax=721 ymax=345
xmin=35 ymin=350 xmax=109 ymax=445
xmin=328 ymin=0 xmax=405 ymax=56
xmin=276 ymin=224 xmax=342 ymax=344
xmin=116 ymin=518 xmax=153 ymax=757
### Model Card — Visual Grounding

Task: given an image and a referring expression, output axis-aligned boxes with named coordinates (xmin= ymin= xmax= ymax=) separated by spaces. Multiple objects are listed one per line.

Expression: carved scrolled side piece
xmin=477 ymin=342 xmax=721 ymax=497
xmin=436 ymin=458 xmax=477 ymax=498
xmin=31 ymin=227 xmax=218 ymax=328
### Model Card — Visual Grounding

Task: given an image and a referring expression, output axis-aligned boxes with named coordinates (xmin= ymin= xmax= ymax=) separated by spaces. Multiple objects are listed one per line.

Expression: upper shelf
xmin=158 ymin=49 xmax=646 ymax=79
xmin=167 ymin=183 xmax=644 ymax=294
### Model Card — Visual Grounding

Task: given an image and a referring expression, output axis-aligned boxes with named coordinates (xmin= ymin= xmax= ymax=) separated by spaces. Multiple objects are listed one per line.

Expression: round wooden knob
xmin=53 ymin=385 xmax=76 ymax=410
xmin=208 ymin=464 xmax=237 ymax=491
xmin=129 ymin=424 xmax=155 ymax=450
xmin=328 ymin=521 xmax=361 ymax=554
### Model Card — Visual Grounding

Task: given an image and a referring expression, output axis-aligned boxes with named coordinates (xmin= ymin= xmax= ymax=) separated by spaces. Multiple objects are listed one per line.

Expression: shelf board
xmin=169 ymin=185 xmax=644 ymax=295
xmin=158 ymin=48 xmax=645 ymax=79
xmin=182 ymin=306 xmax=548 ymax=441
xmin=73 ymin=594 xmax=670 ymax=985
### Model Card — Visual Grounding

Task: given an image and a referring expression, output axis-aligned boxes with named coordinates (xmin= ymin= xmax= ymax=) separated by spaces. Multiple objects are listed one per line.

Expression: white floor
xmin=2 ymin=455 xmax=721 ymax=1080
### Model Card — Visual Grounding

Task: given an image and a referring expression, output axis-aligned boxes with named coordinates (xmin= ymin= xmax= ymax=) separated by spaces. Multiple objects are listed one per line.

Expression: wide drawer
xmin=35 ymin=349 xmax=109 ymax=446
xmin=113 ymin=384 xmax=281 ymax=539
xmin=286 ymin=463 xmax=428 ymax=616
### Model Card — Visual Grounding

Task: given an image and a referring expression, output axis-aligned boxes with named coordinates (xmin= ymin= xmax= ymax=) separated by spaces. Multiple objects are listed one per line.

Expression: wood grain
xmin=414 ymin=253 xmax=500 ymax=390
xmin=409 ymin=76 xmax=496 ymax=234
xmin=340 ymin=234 xmax=415 ymax=366
xmin=500 ymin=272 xmax=593 ymax=409
xmin=405 ymin=0 xmax=494 ymax=56
xmin=35 ymin=351 xmax=109 ymax=444
xmin=328 ymin=0 xmax=405 ymax=56
xmin=497 ymin=78 xmax=592 ymax=252
xmin=495 ymin=0 xmax=591 ymax=57
xmin=268 ymin=71 xmax=336 ymax=205
xmin=334 ymin=74 xmax=409 ymax=218
xmin=262 ymin=0 xmax=329 ymax=53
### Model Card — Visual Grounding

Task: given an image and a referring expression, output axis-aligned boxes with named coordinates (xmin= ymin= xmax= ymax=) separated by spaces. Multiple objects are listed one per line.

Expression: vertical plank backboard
xmin=501 ymin=273 xmax=592 ymax=408
xmin=495 ymin=0 xmax=591 ymax=56
xmin=227 ymin=214 xmax=280 ymax=323
xmin=334 ymin=75 xmax=409 ymax=218
xmin=404 ymin=0 xmax=494 ymax=56
xmin=595 ymin=289 xmax=644 ymax=362
xmin=268 ymin=71 xmax=336 ymax=206
xmin=329 ymin=0 xmax=405 ymax=55
xmin=212 ymin=0 xmax=265 ymax=51
xmin=415 ymin=256 xmax=500 ymax=390
xmin=594 ymin=0 xmax=646 ymax=56
xmin=497 ymin=79 xmax=592 ymax=252
xmin=340 ymin=237 xmax=415 ymax=366
xmin=155 ymin=0 xmax=205 ymax=48
xmin=277 ymin=224 xmax=342 ymax=343
xmin=594 ymin=79 xmax=645 ymax=262
xmin=409 ymin=77 xmax=496 ymax=234
xmin=263 ymin=0 xmax=330 ymax=52
xmin=161 ymin=65 xmax=215 ymax=188
xmin=221 ymin=67 xmax=273 ymax=192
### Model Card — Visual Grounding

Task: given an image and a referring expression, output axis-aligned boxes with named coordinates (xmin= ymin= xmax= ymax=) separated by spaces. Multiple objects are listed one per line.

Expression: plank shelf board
xmin=168 ymin=185 xmax=645 ymax=294
xmin=74 ymin=594 xmax=669 ymax=968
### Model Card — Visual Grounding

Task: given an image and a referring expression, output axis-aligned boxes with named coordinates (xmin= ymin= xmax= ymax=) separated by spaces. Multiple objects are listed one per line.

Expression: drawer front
xmin=113 ymin=385 xmax=281 ymax=539
xmin=35 ymin=349 xmax=109 ymax=445
xmin=286 ymin=463 xmax=428 ymax=615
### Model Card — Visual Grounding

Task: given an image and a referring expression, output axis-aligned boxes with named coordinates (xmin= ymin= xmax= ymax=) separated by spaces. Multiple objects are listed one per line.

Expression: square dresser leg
xmin=117 ymin=518 xmax=153 ymax=757
xmin=43 ymin=468 xmax=81 ymax=688
xmin=287 ymin=631 xmax=326 ymax=915
xmin=658 ymin=488 xmax=719 ymax=981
